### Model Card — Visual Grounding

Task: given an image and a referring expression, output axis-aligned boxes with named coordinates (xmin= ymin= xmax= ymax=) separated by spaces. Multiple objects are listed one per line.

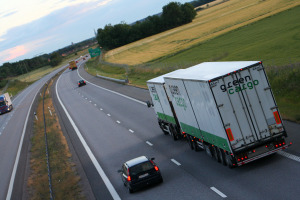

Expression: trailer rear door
xmin=210 ymin=63 xmax=282 ymax=150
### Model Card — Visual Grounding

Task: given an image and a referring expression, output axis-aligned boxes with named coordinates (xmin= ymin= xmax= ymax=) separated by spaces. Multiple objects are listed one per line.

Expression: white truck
xmin=148 ymin=61 xmax=289 ymax=167
xmin=0 ymin=93 xmax=13 ymax=114
xmin=147 ymin=70 xmax=184 ymax=140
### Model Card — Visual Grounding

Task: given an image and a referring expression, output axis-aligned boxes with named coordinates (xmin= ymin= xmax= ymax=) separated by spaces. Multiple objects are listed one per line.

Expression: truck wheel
xmin=170 ymin=125 xmax=178 ymax=141
xmin=187 ymin=135 xmax=194 ymax=150
xmin=204 ymin=144 xmax=213 ymax=157
xmin=213 ymin=146 xmax=221 ymax=163
xmin=218 ymin=148 xmax=226 ymax=166
xmin=225 ymin=154 xmax=234 ymax=168
xmin=193 ymin=140 xmax=200 ymax=152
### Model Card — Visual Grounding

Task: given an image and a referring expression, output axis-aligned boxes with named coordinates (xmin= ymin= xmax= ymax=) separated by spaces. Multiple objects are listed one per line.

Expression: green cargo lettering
xmin=229 ymin=80 xmax=259 ymax=94
xmin=175 ymin=97 xmax=187 ymax=110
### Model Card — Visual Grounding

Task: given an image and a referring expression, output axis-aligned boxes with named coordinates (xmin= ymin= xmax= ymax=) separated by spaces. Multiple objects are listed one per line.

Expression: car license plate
xmin=139 ymin=173 xmax=149 ymax=179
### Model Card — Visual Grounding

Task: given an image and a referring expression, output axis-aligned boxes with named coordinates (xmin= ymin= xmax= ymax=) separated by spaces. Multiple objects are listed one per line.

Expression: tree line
xmin=0 ymin=38 xmax=96 ymax=80
xmin=96 ymin=2 xmax=197 ymax=50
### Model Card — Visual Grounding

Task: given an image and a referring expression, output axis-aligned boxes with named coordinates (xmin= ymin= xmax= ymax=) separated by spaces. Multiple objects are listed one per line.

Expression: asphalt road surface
xmin=54 ymin=61 xmax=300 ymax=200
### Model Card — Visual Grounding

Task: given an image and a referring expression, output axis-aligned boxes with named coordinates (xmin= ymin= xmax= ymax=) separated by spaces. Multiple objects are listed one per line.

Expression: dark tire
xmin=193 ymin=140 xmax=200 ymax=152
xmin=187 ymin=135 xmax=194 ymax=150
xmin=225 ymin=153 xmax=234 ymax=168
xmin=159 ymin=177 xmax=163 ymax=183
xmin=213 ymin=146 xmax=221 ymax=163
xmin=204 ymin=144 xmax=213 ymax=157
xmin=128 ymin=187 xmax=134 ymax=193
xmin=170 ymin=125 xmax=178 ymax=141
xmin=218 ymin=148 xmax=226 ymax=166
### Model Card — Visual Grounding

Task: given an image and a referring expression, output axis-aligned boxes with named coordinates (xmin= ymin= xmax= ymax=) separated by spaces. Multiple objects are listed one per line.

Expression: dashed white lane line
xmin=129 ymin=129 xmax=134 ymax=133
xmin=146 ymin=141 xmax=153 ymax=146
xmin=85 ymin=98 xmax=87 ymax=100
xmin=278 ymin=151 xmax=300 ymax=163
xmin=116 ymin=121 xmax=121 ymax=124
xmin=94 ymin=104 xmax=97 ymax=106
xmin=100 ymin=108 xmax=103 ymax=111
xmin=89 ymin=101 xmax=92 ymax=103
xmin=171 ymin=159 xmax=181 ymax=166
xmin=107 ymin=114 xmax=111 ymax=117
xmin=210 ymin=187 xmax=227 ymax=198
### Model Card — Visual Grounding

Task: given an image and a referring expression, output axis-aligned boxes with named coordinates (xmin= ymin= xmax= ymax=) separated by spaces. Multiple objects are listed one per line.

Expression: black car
xmin=118 ymin=156 xmax=163 ymax=193
xmin=78 ymin=80 xmax=86 ymax=87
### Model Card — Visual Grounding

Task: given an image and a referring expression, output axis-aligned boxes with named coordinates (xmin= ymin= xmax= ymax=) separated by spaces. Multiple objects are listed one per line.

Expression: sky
xmin=0 ymin=0 xmax=191 ymax=66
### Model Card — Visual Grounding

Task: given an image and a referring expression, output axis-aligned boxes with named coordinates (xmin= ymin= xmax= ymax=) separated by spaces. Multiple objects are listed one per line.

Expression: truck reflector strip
xmin=273 ymin=111 xmax=281 ymax=124
xmin=226 ymin=128 xmax=234 ymax=141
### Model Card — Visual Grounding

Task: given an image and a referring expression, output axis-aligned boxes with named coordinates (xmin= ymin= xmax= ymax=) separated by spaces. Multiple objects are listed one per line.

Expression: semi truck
xmin=0 ymin=93 xmax=13 ymax=114
xmin=69 ymin=60 xmax=77 ymax=70
xmin=147 ymin=70 xmax=184 ymax=140
xmin=147 ymin=61 xmax=289 ymax=167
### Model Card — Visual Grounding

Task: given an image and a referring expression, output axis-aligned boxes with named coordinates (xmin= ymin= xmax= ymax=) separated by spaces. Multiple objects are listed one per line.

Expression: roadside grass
xmin=266 ymin=64 xmax=300 ymax=123
xmin=5 ymin=79 xmax=34 ymax=96
xmin=104 ymin=0 xmax=300 ymax=65
xmin=28 ymin=78 xmax=84 ymax=199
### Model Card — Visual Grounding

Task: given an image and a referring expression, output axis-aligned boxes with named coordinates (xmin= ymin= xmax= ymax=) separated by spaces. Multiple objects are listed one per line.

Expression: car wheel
xmin=160 ymin=177 xmax=163 ymax=183
xmin=128 ymin=187 xmax=134 ymax=193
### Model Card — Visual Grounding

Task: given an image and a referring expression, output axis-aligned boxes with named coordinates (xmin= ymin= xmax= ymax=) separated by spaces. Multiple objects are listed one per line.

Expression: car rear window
xmin=130 ymin=161 xmax=154 ymax=175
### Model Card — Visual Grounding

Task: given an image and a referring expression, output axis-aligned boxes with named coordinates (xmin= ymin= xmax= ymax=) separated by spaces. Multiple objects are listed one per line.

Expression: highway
xmin=53 ymin=61 xmax=300 ymax=200
xmin=0 ymin=59 xmax=299 ymax=200
xmin=0 ymin=66 xmax=65 ymax=200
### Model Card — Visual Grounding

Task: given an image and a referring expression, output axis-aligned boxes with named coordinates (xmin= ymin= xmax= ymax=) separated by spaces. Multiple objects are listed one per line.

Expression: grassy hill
xmin=103 ymin=0 xmax=300 ymax=65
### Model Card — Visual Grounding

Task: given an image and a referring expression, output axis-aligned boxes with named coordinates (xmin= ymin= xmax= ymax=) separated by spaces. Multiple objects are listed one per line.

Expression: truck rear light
xmin=127 ymin=176 xmax=131 ymax=181
xmin=253 ymin=150 xmax=255 ymax=153
xmin=273 ymin=111 xmax=281 ymax=124
xmin=226 ymin=128 xmax=234 ymax=141
xmin=238 ymin=158 xmax=240 ymax=162
xmin=283 ymin=142 xmax=285 ymax=145
xmin=279 ymin=143 xmax=282 ymax=147
xmin=265 ymin=145 xmax=268 ymax=148
xmin=275 ymin=144 xmax=278 ymax=148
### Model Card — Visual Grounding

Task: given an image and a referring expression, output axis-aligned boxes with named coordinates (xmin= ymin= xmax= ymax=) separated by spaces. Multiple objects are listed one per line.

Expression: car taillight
xmin=127 ymin=176 xmax=131 ymax=181
xmin=154 ymin=166 xmax=159 ymax=171
xmin=84 ymin=81 xmax=86 ymax=83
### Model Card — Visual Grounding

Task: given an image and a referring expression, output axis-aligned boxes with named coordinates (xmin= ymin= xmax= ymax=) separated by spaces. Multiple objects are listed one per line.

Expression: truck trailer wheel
xmin=225 ymin=154 xmax=235 ymax=168
xmin=170 ymin=125 xmax=178 ymax=141
xmin=204 ymin=144 xmax=213 ymax=157
xmin=187 ymin=135 xmax=194 ymax=150
xmin=212 ymin=146 xmax=221 ymax=163
xmin=217 ymin=148 xmax=227 ymax=166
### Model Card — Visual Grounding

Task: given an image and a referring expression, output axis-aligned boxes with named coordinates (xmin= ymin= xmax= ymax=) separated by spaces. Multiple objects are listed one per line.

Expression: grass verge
xmin=28 ymin=76 xmax=84 ymax=199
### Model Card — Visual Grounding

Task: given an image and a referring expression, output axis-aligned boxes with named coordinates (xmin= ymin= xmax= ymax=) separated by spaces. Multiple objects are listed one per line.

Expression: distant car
xmin=118 ymin=156 xmax=163 ymax=193
xmin=78 ymin=80 xmax=86 ymax=87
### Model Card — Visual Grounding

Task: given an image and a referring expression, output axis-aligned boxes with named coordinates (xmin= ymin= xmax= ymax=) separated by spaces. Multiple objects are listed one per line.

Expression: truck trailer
xmin=147 ymin=70 xmax=184 ymax=140
xmin=69 ymin=60 xmax=77 ymax=70
xmin=148 ymin=61 xmax=289 ymax=167
xmin=0 ymin=93 xmax=13 ymax=114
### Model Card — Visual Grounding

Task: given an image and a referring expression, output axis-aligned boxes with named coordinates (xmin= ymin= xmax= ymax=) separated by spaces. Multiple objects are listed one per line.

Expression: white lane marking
xmin=146 ymin=141 xmax=153 ymax=146
xmin=171 ymin=159 xmax=181 ymax=166
xmin=94 ymin=104 xmax=97 ymax=106
xmin=89 ymin=101 xmax=92 ymax=103
xmin=6 ymin=88 xmax=41 ymax=200
xmin=77 ymin=68 xmax=146 ymax=106
xmin=56 ymin=73 xmax=121 ymax=200
xmin=278 ymin=151 xmax=300 ymax=163
xmin=85 ymin=98 xmax=87 ymax=100
xmin=100 ymin=108 xmax=103 ymax=111
xmin=210 ymin=187 xmax=227 ymax=198
xmin=116 ymin=121 xmax=120 ymax=124
xmin=107 ymin=114 xmax=111 ymax=117
xmin=129 ymin=129 xmax=134 ymax=133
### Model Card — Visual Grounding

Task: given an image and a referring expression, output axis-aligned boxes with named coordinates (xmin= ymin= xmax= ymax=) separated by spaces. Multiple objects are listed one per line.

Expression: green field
xmin=88 ymin=6 xmax=300 ymax=122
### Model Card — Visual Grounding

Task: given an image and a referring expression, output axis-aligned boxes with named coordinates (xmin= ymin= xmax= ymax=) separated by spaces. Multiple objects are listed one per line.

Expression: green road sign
xmin=88 ymin=47 xmax=101 ymax=58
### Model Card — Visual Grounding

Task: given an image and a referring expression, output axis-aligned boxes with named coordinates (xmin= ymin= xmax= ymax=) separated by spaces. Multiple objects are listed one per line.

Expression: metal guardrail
xmin=96 ymin=74 xmax=128 ymax=83
xmin=42 ymin=81 xmax=54 ymax=200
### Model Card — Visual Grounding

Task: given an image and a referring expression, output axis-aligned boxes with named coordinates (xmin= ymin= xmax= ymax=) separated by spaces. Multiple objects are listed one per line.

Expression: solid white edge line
xmin=210 ymin=187 xmax=227 ymax=198
xmin=6 ymin=86 xmax=41 ymax=200
xmin=56 ymin=72 xmax=121 ymax=200
xmin=77 ymin=65 xmax=147 ymax=106
xmin=146 ymin=141 xmax=153 ymax=146
xmin=171 ymin=159 xmax=181 ymax=166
